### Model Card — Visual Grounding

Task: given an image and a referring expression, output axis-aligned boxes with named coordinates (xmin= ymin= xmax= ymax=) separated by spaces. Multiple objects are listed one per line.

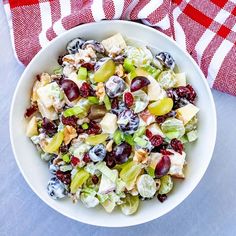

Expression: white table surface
xmin=1 ymin=3 xmax=236 ymax=236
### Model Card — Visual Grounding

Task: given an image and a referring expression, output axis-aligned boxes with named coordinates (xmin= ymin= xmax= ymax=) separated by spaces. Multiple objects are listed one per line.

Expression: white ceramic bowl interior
xmin=10 ymin=21 xmax=217 ymax=227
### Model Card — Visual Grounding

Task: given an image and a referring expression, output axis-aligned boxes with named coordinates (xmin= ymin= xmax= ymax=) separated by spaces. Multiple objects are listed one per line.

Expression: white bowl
xmin=10 ymin=20 xmax=217 ymax=227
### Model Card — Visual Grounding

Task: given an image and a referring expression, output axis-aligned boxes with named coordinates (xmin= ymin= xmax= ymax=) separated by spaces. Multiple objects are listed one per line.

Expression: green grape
xmin=85 ymin=133 xmax=109 ymax=145
xmin=94 ymin=59 xmax=115 ymax=82
xmin=148 ymin=98 xmax=173 ymax=116
xmin=123 ymin=58 xmax=136 ymax=72
xmin=159 ymin=175 xmax=173 ymax=194
xmin=44 ymin=131 xmax=64 ymax=153
xmin=70 ymin=169 xmax=90 ymax=193
xmin=120 ymin=194 xmax=139 ymax=215
xmin=120 ymin=161 xmax=142 ymax=190
xmin=157 ymin=70 xmax=176 ymax=89
xmin=77 ymin=67 xmax=87 ymax=80
xmin=161 ymin=118 xmax=185 ymax=139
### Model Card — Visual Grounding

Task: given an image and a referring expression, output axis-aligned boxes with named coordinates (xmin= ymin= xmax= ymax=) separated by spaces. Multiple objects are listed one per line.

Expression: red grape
xmin=60 ymin=79 xmax=80 ymax=101
xmin=155 ymin=155 xmax=171 ymax=178
xmin=130 ymin=76 xmax=150 ymax=92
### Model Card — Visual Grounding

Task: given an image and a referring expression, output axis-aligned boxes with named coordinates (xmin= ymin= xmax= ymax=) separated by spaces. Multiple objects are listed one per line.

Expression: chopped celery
xmin=63 ymin=106 xmax=84 ymax=117
xmin=133 ymin=126 xmax=146 ymax=139
xmin=44 ymin=131 xmax=64 ymax=153
xmin=120 ymin=161 xmax=142 ymax=190
xmin=96 ymin=162 xmax=117 ymax=183
xmin=104 ymin=95 xmax=111 ymax=110
xmin=114 ymin=129 xmax=123 ymax=145
xmin=123 ymin=134 xmax=135 ymax=146
xmin=85 ymin=133 xmax=109 ymax=145
xmin=82 ymin=123 xmax=89 ymax=130
xmin=187 ymin=130 xmax=198 ymax=142
xmin=70 ymin=169 xmax=90 ymax=193
xmin=53 ymin=67 xmax=62 ymax=75
xmin=77 ymin=67 xmax=87 ymax=80
xmin=62 ymin=153 xmax=70 ymax=163
xmin=123 ymin=58 xmax=135 ymax=72
xmin=142 ymin=65 xmax=161 ymax=78
xmin=120 ymin=194 xmax=139 ymax=215
xmin=159 ymin=175 xmax=173 ymax=194
xmin=134 ymin=136 xmax=147 ymax=148
xmin=179 ymin=135 xmax=188 ymax=144
xmin=88 ymin=96 xmax=99 ymax=104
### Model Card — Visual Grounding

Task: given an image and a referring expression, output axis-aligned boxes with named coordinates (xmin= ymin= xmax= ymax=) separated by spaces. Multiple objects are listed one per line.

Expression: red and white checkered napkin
xmin=3 ymin=0 xmax=236 ymax=96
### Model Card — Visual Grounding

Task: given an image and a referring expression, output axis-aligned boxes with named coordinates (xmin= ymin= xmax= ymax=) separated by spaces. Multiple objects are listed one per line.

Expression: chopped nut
xmin=115 ymin=64 xmax=124 ymax=77
xmin=53 ymin=156 xmax=63 ymax=165
xmin=96 ymin=82 xmax=106 ymax=102
xmin=63 ymin=55 xmax=76 ymax=64
xmin=64 ymin=125 xmax=77 ymax=145
xmin=106 ymin=140 xmax=113 ymax=152
xmin=40 ymin=73 xmax=52 ymax=85
xmin=133 ymin=149 xmax=149 ymax=164
xmin=130 ymin=187 xmax=139 ymax=196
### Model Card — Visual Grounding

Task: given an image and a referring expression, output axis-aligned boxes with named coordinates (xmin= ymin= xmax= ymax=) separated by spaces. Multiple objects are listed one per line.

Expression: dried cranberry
xmin=24 ymin=103 xmax=38 ymax=118
xmin=146 ymin=129 xmax=153 ymax=139
xmin=155 ymin=155 xmax=171 ymax=178
xmin=160 ymin=149 xmax=173 ymax=155
xmin=92 ymin=175 xmax=99 ymax=184
xmin=61 ymin=115 xmax=78 ymax=129
xmin=56 ymin=170 xmax=71 ymax=185
xmin=111 ymin=97 xmax=119 ymax=109
xmin=156 ymin=116 xmax=166 ymax=124
xmin=80 ymin=82 xmax=94 ymax=98
xmin=76 ymin=126 xmax=84 ymax=134
xmin=170 ymin=138 xmax=183 ymax=154
xmin=87 ymin=121 xmax=101 ymax=135
xmin=83 ymin=153 xmax=91 ymax=163
xmin=124 ymin=92 xmax=134 ymax=107
xmin=59 ymin=144 xmax=69 ymax=154
xmin=81 ymin=62 xmax=95 ymax=71
xmin=157 ymin=194 xmax=167 ymax=203
xmin=150 ymin=135 xmax=163 ymax=147
xmin=71 ymin=156 xmax=80 ymax=166
xmin=58 ymin=55 xmax=64 ymax=65
xmin=186 ymin=84 xmax=197 ymax=102
xmin=105 ymin=152 xmax=116 ymax=168
xmin=42 ymin=117 xmax=57 ymax=137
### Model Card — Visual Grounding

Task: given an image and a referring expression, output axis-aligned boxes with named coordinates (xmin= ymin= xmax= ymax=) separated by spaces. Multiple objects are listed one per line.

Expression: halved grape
xmin=161 ymin=118 xmax=185 ymax=139
xmin=44 ymin=131 xmax=64 ymax=153
xmin=113 ymin=142 xmax=132 ymax=164
xmin=136 ymin=174 xmax=156 ymax=198
xmin=85 ymin=133 xmax=109 ymax=145
xmin=70 ymin=169 xmax=90 ymax=193
xmin=61 ymin=79 xmax=80 ymax=102
xmin=120 ymin=194 xmax=139 ymax=215
xmin=120 ymin=161 xmax=142 ymax=190
xmin=94 ymin=59 xmax=115 ymax=82
xmin=159 ymin=175 xmax=173 ymax=194
xmin=157 ymin=70 xmax=176 ymax=89
xmin=130 ymin=76 xmax=150 ymax=92
xmin=148 ymin=98 xmax=173 ymax=116
xmin=155 ymin=155 xmax=171 ymax=178
xmin=132 ymin=90 xmax=149 ymax=113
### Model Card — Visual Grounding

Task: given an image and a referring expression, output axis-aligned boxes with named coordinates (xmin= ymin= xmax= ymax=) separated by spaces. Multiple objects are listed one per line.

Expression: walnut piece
xmin=106 ymin=140 xmax=113 ymax=152
xmin=96 ymin=82 xmax=106 ymax=102
xmin=64 ymin=125 xmax=77 ymax=145
xmin=115 ymin=64 xmax=124 ymax=77
xmin=133 ymin=149 xmax=149 ymax=164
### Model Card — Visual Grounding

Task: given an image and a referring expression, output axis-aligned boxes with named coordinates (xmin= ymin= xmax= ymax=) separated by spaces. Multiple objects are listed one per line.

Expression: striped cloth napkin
xmin=3 ymin=0 xmax=236 ymax=96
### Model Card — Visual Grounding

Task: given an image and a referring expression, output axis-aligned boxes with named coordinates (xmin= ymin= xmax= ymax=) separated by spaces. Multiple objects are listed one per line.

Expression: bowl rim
xmin=9 ymin=20 xmax=217 ymax=227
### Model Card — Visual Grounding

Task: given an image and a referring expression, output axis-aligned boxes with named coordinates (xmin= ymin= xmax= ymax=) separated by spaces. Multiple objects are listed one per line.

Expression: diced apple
xmin=139 ymin=109 xmax=156 ymax=125
xmin=26 ymin=116 xmax=38 ymax=137
xmin=174 ymin=72 xmax=187 ymax=87
xmin=37 ymin=99 xmax=58 ymax=120
xmin=176 ymin=103 xmax=199 ymax=125
xmin=101 ymin=199 xmax=116 ymax=213
xmin=101 ymin=33 xmax=126 ymax=54
xmin=168 ymin=149 xmax=186 ymax=178
xmin=147 ymin=123 xmax=165 ymax=138
xmin=37 ymin=82 xmax=61 ymax=108
xmin=99 ymin=170 xmax=118 ymax=194
xmin=100 ymin=113 xmax=117 ymax=134
xmin=147 ymin=75 xmax=162 ymax=101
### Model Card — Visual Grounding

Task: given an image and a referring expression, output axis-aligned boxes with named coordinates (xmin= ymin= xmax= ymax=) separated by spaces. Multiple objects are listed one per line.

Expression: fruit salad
xmin=25 ymin=33 xmax=199 ymax=215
